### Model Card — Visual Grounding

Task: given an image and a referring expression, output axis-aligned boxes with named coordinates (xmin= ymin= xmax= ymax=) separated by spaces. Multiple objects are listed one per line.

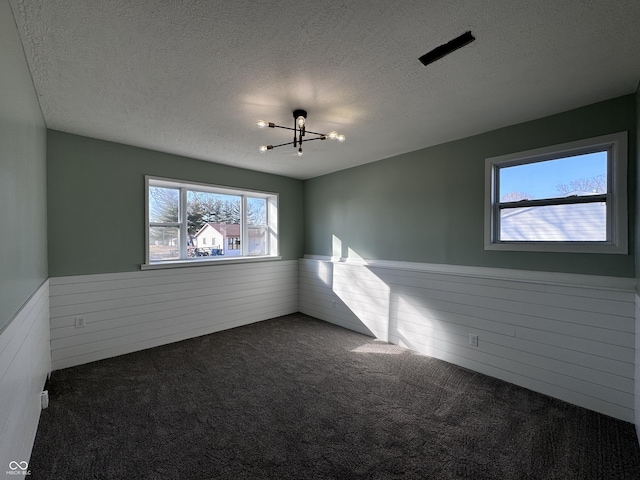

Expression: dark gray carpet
xmin=30 ymin=313 xmax=640 ymax=479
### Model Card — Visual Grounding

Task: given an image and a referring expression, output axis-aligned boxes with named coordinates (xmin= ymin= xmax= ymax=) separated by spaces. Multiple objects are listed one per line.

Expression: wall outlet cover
xmin=40 ymin=390 xmax=49 ymax=409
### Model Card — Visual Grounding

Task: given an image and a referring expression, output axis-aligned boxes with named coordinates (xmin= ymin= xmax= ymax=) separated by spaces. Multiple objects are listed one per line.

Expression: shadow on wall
xmin=324 ymin=235 xmax=444 ymax=357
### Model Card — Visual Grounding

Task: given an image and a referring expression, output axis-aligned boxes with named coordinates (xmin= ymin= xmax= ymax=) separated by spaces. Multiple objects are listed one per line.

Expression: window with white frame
xmin=146 ymin=176 xmax=278 ymax=265
xmin=484 ymin=132 xmax=627 ymax=254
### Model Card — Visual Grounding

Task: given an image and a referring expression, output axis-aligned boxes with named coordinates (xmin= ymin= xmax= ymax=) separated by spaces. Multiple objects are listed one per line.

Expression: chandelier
xmin=257 ymin=110 xmax=345 ymax=157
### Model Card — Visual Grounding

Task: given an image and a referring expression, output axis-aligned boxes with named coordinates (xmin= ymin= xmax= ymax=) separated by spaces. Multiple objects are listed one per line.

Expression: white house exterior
xmin=194 ymin=223 xmax=242 ymax=256
xmin=194 ymin=223 xmax=224 ymax=249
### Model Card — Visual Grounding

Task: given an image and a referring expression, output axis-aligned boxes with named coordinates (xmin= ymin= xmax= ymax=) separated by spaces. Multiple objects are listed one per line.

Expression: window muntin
xmin=484 ymin=132 xmax=627 ymax=254
xmin=146 ymin=177 xmax=278 ymax=265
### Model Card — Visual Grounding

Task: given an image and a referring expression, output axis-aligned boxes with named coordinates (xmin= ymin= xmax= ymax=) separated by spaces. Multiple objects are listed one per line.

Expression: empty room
xmin=2 ymin=0 xmax=640 ymax=478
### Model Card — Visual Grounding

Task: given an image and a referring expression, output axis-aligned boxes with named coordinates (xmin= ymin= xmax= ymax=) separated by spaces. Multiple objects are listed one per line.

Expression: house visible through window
xmin=484 ymin=132 xmax=627 ymax=254
xmin=146 ymin=177 xmax=278 ymax=265
xmin=227 ymin=237 xmax=240 ymax=250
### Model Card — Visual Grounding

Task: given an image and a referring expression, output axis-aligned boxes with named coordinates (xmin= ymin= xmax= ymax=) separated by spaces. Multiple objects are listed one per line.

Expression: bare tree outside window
xmin=500 ymin=191 xmax=531 ymax=202
xmin=556 ymin=174 xmax=606 ymax=196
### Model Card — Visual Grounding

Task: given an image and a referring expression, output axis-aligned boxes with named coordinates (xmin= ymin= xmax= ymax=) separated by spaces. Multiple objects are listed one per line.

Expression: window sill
xmin=141 ymin=255 xmax=282 ymax=270
xmin=484 ymin=241 xmax=627 ymax=254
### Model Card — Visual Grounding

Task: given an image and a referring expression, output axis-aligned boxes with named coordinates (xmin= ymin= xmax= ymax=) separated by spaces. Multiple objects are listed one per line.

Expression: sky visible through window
xmin=499 ymin=151 xmax=607 ymax=201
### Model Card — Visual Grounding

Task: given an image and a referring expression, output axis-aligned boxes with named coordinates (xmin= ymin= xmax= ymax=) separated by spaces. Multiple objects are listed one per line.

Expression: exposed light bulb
xmin=328 ymin=131 xmax=338 ymax=139
xmin=257 ymin=120 xmax=268 ymax=128
xmin=298 ymin=147 xmax=303 ymax=156
xmin=297 ymin=116 xmax=306 ymax=128
xmin=259 ymin=145 xmax=268 ymax=153
xmin=337 ymin=134 xmax=346 ymax=142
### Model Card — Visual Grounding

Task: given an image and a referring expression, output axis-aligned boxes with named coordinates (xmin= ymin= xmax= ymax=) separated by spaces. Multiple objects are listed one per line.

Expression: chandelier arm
xmin=267 ymin=125 xmax=327 ymax=136
xmin=271 ymin=125 xmax=297 ymax=132
xmin=270 ymin=141 xmax=296 ymax=149
xmin=302 ymin=130 xmax=327 ymax=136
xmin=268 ymin=136 xmax=326 ymax=150
xmin=264 ymin=123 xmax=328 ymax=136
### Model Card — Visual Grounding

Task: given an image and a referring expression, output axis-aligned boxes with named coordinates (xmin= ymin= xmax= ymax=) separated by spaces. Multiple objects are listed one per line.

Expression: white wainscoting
xmin=0 ymin=281 xmax=50 ymax=470
xmin=50 ymin=260 xmax=298 ymax=371
xmin=299 ymin=256 xmax=636 ymax=423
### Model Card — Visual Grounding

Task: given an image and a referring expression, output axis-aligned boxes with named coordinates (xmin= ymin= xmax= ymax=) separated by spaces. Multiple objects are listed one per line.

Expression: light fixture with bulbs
xmin=258 ymin=110 xmax=345 ymax=157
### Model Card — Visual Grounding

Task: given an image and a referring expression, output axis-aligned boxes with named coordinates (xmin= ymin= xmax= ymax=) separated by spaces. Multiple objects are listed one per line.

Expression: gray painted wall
xmin=47 ymin=131 xmax=305 ymax=276
xmin=0 ymin=1 xmax=48 ymax=332
xmin=304 ymin=95 xmax=636 ymax=277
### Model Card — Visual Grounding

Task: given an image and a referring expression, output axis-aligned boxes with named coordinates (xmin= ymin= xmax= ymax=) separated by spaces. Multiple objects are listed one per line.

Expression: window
xmin=228 ymin=237 xmax=240 ymax=250
xmin=484 ymin=132 xmax=627 ymax=254
xmin=146 ymin=176 xmax=278 ymax=266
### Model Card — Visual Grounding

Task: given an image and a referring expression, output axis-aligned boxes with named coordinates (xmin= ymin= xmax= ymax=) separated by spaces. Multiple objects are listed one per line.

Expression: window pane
xmin=500 ymin=202 xmax=606 ymax=241
xmin=149 ymin=187 xmax=179 ymax=223
xmin=247 ymin=197 xmax=267 ymax=226
xmin=499 ymin=151 xmax=607 ymax=202
xmin=248 ymin=226 xmax=267 ymax=256
xmin=149 ymin=227 xmax=180 ymax=260
xmin=247 ymin=198 xmax=267 ymax=256
xmin=188 ymin=190 xmax=241 ymax=256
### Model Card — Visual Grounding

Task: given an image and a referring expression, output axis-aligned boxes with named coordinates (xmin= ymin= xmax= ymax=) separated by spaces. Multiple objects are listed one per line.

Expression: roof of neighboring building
xmin=194 ymin=223 xmax=240 ymax=238
xmin=500 ymin=202 xmax=606 ymax=241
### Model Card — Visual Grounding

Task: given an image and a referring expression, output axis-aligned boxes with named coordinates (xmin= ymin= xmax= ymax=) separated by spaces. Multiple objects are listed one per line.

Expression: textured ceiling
xmin=8 ymin=0 xmax=640 ymax=179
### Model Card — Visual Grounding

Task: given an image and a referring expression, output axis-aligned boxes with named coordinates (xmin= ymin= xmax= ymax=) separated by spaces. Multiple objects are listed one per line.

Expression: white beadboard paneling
xmin=299 ymin=257 xmax=635 ymax=422
xmin=49 ymin=261 xmax=298 ymax=370
xmin=49 ymin=264 xmax=295 ymax=308
xmin=0 ymin=281 xmax=50 ymax=471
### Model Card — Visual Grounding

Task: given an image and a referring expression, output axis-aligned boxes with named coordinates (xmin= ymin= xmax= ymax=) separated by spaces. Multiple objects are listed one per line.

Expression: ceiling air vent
xmin=419 ymin=31 xmax=475 ymax=66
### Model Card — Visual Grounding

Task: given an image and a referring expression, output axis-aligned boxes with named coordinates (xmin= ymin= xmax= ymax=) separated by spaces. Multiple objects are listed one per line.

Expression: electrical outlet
xmin=40 ymin=390 xmax=49 ymax=410
xmin=469 ymin=334 xmax=478 ymax=347
xmin=74 ymin=316 xmax=86 ymax=328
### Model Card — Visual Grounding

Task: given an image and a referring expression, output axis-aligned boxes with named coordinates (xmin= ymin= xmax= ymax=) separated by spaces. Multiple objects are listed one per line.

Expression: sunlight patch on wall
xmin=390 ymin=293 xmax=436 ymax=356
xmin=332 ymin=234 xmax=342 ymax=259
xmin=316 ymin=261 xmax=332 ymax=286
xmin=330 ymin=242 xmax=391 ymax=340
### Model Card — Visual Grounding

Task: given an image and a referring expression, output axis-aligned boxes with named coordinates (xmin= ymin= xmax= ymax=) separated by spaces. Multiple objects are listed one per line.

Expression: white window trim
xmin=484 ymin=132 xmax=628 ymax=254
xmin=143 ymin=175 xmax=280 ymax=269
